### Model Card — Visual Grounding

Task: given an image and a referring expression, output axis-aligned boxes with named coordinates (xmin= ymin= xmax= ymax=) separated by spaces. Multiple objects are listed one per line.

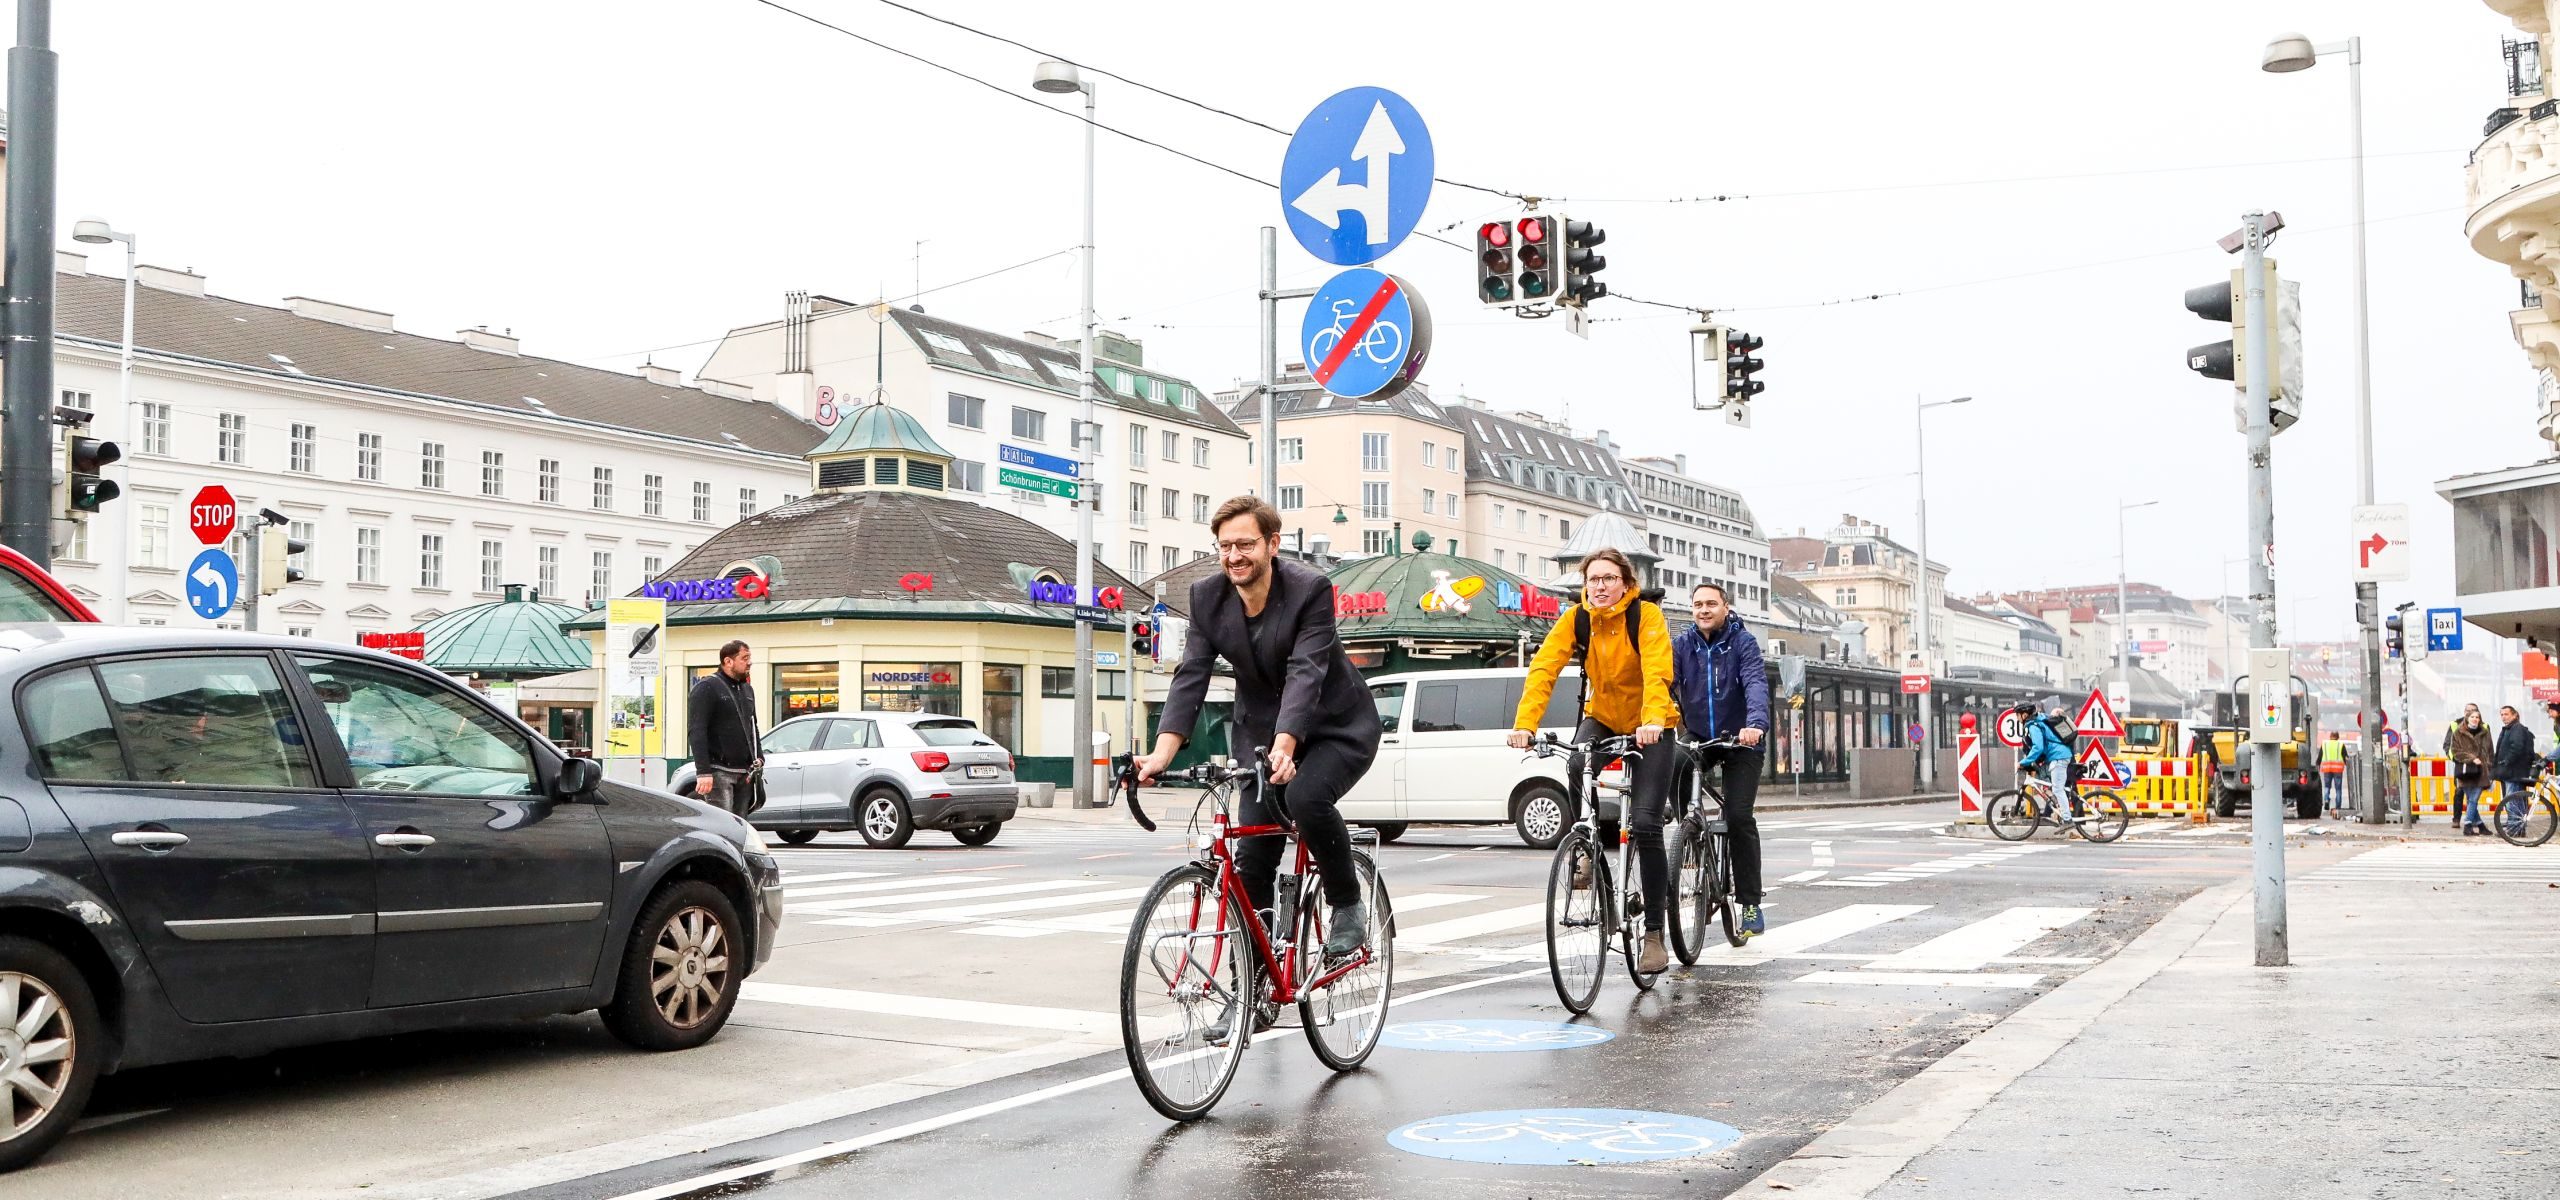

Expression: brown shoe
xmin=1572 ymin=858 xmax=1592 ymax=891
xmin=1638 ymin=930 xmax=1669 ymax=974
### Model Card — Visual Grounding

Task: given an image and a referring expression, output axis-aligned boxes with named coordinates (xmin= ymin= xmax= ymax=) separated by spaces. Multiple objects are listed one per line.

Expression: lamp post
xmin=1912 ymin=395 xmax=1969 ymax=790
xmin=1033 ymin=61 xmax=1101 ymax=806
xmin=71 ymin=218 xmax=134 ymax=623
xmin=2116 ymin=499 xmax=2159 ymax=704
xmin=2264 ymin=32 xmax=2384 ymax=824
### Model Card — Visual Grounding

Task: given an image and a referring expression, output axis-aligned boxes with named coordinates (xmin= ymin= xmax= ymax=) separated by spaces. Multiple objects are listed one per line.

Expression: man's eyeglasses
xmin=1215 ymin=538 xmax=1269 ymax=558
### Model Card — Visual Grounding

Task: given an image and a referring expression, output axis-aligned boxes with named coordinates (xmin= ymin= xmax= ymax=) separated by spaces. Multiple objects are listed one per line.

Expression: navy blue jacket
xmin=1671 ymin=617 xmax=1770 ymax=743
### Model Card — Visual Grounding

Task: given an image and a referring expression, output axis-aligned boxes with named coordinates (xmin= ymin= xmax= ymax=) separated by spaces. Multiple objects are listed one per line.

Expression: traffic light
xmin=1723 ymin=330 xmax=1765 ymax=403
xmin=2383 ymin=612 xmax=2403 ymax=659
xmin=1130 ymin=617 xmax=1155 ymax=659
xmin=52 ymin=407 xmax=120 ymax=516
xmin=1514 ymin=216 xmax=1556 ymax=303
xmin=258 ymin=523 xmax=308 ymax=596
xmin=1561 ymin=218 xmax=1607 ymax=306
xmin=2183 ymin=265 xmax=2299 ymax=433
xmin=1476 ymin=221 xmax=1515 ymax=307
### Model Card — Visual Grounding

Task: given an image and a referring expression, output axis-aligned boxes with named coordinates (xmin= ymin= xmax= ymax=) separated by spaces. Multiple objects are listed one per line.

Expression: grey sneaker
xmin=1324 ymin=901 xmax=1368 ymax=958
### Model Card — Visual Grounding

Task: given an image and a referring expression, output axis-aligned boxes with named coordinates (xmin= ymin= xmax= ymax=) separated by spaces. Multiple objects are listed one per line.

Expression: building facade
xmin=1450 ymin=400 xmax=1642 ymax=584
xmin=1217 ymin=374 xmax=1472 ymax=558
xmin=1774 ymin=516 xmax=1948 ymax=669
xmin=1616 ymin=450 xmax=1774 ymax=623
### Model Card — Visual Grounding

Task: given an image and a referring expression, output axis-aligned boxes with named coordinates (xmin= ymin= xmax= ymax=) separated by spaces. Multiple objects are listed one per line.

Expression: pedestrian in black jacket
xmin=688 ymin=640 xmax=763 ymax=814
xmin=2488 ymin=705 xmax=2537 ymax=836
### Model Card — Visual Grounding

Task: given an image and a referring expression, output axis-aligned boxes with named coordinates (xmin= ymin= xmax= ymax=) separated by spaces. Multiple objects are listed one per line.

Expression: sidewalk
xmin=1750 ymin=858 xmax=2560 ymax=1198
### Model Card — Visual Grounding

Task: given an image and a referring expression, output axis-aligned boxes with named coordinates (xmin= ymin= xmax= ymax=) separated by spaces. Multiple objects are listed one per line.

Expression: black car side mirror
xmin=555 ymin=756 xmax=603 ymax=800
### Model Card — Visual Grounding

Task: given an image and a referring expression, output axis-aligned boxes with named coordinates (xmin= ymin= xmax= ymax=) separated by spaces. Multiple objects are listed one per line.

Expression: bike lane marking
xmin=1379 ymin=1019 xmax=1614 ymax=1053
xmin=1310 ymin=274 xmax=1401 ymax=387
xmin=1387 ymin=1108 xmax=1742 ymax=1166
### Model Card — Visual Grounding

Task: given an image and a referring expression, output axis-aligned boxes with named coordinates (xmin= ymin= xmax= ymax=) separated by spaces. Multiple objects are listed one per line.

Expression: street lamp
xmin=2115 ymin=499 xmax=2160 ymax=703
xmin=1913 ymin=394 xmax=1970 ymax=790
xmin=72 ymin=218 xmax=135 ymax=623
xmin=1032 ymin=60 xmax=1101 ymax=806
xmin=2264 ymin=31 xmax=2383 ymax=822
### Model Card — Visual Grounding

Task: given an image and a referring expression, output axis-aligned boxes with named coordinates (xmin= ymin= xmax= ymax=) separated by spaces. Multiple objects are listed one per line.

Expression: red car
xmin=0 ymin=544 xmax=100 ymax=622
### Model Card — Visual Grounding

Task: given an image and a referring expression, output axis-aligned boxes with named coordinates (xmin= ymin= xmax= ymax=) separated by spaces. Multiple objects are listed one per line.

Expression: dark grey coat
xmin=1157 ymin=557 xmax=1380 ymax=761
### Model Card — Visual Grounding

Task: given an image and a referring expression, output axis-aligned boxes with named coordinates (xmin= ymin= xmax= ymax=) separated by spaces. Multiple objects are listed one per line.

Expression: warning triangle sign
xmin=2077 ymin=738 xmax=2128 ymax=787
xmin=2074 ymin=687 xmax=2125 ymax=738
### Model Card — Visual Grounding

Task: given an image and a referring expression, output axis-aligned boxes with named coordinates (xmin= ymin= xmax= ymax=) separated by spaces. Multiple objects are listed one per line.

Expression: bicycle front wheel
xmin=1986 ymin=789 xmax=2038 ymax=841
xmin=1666 ymin=816 xmax=1709 ymax=967
xmin=1120 ymin=863 xmax=1255 ymax=1121
xmin=1545 ymin=831 xmax=1608 ymax=1015
xmin=2078 ymin=790 xmax=2131 ymax=844
xmin=1711 ymin=833 xmax=1745 ymax=947
xmin=1299 ymin=851 xmax=1394 ymax=1071
xmin=2497 ymin=791 xmax=2560 ymax=847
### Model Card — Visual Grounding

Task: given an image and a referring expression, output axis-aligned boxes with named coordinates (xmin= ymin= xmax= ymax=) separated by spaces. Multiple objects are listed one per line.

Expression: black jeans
xmin=1235 ymin=737 xmax=1369 ymax=915
xmin=1684 ymin=742 xmax=1765 ymax=905
xmin=1575 ymin=718 xmax=1674 ymax=932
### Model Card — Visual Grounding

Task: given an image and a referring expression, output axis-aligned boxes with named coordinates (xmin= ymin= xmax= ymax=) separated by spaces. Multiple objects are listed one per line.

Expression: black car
xmin=0 ymin=625 xmax=784 ymax=1171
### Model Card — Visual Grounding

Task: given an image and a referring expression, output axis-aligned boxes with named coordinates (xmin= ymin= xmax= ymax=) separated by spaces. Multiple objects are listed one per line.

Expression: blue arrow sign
xmin=1280 ymin=87 xmax=1434 ymax=265
xmin=1301 ymin=268 xmax=1431 ymax=400
xmin=2426 ymin=607 xmax=2464 ymax=653
xmin=999 ymin=443 xmax=1078 ymax=479
xmin=185 ymin=548 xmax=238 ymax=620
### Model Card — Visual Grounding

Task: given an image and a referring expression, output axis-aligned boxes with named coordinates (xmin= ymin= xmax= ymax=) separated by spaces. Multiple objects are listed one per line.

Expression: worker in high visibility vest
xmin=2319 ymin=731 xmax=2347 ymax=819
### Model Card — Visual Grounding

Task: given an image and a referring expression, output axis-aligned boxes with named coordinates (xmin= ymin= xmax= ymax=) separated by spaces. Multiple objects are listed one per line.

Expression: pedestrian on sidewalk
xmin=2318 ymin=731 xmax=2347 ymax=818
xmin=2450 ymin=709 xmax=2491 ymax=832
xmin=2487 ymin=705 xmax=2536 ymax=836
xmin=687 ymin=639 xmax=764 ymax=816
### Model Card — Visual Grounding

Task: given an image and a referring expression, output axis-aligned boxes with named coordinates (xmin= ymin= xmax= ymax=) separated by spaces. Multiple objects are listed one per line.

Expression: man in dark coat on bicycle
xmin=1670 ymin=582 xmax=1771 ymax=939
xmin=1139 ymin=496 xmax=1377 ymax=960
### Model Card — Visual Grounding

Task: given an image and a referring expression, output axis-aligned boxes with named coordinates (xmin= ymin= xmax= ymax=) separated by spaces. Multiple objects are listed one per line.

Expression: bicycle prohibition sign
xmin=1299 ymin=267 xmax=1431 ymax=401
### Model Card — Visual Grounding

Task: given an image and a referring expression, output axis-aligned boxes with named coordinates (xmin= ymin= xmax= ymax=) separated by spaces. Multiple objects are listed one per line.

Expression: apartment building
xmin=1218 ymin=373 xmax=1470 ymax=556
xmin=1450 ymin=400 xmax=1642 ymax=582
xmin=1616 ymin=451 xmax=1773 ymax=622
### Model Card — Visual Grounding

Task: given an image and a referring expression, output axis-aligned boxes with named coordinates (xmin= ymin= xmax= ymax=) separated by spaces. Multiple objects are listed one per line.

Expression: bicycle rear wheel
xmin=1986 ymin=789 xmax=2038 ymax=841
xmin=2077 ymin=790 xmax=2131 ymax=843
xmin=1666 ymin=815 xmax=1709 ymax=967
xmin=1120 ymin=863 xmax=1254 ymax=1121
xmin=1299 ymin=851 xmax=1394 ymax=1071
xmin=2496 ymin=791 xmax=2560 ymax=847
xmin=1545 ymin=831 xmax=1608 ymax=1015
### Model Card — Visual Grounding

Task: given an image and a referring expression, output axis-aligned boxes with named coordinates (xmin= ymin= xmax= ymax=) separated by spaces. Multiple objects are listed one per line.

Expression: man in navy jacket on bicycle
xmin=1671 ymin=583 xmax=1771 ymax=939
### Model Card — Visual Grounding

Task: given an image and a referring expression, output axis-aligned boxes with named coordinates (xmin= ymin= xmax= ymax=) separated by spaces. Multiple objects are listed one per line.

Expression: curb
xmin=1738 ymin=881 xmax=2246 ymax=1197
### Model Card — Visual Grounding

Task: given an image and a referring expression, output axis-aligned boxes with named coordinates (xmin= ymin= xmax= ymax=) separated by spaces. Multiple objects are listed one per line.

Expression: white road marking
xmin=1780 ymin=870 xmax=1828 ymax=883
xmin=1811 ymin=840 xmax=1835 ymax=867
xmin=1396 ymin=902 xmax=1550 ymax=946
xmin=784 ymin=875 xmax=1000 ymax=899
xmin=1793 ymin=970 xmax=2042 ymax=989
xmin=1692 ymin=903 xmax=1929 ymax=965
xmin=772 ymin=870 xmax=888 ymax=885
xmin=737 ymin=982 xmax=1129 ymax=1035
xmin=791 ymin=879 xmax=1096 ymax=914
xmin=1858 ymin=907 xmax=2091 ymax=973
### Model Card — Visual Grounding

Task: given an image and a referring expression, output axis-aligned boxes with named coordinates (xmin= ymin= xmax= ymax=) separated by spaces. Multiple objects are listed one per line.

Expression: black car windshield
xmin=910 ymin=719 xmax=988 ymax=747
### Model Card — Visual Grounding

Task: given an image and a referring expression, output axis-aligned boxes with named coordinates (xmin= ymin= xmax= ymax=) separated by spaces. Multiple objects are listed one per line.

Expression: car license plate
xmin=967 ymin=764 xmax=999 ymax=779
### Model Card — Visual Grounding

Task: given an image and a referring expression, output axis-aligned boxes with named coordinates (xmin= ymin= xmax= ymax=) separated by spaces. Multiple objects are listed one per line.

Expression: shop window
xmin=1041 ymin=666 xmax=1075 ymax=698
xmin=861 ymin=661 xmax=962 ymax=716
xmin=774 ymin=662 xmax=841 ymax=723
xmin=981 ymin=664 xmax=1023 ymax=752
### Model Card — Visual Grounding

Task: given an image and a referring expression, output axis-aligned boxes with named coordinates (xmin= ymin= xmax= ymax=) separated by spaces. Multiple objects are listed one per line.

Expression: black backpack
xmin=2046 ymin=711 xmax=2078 ymax=756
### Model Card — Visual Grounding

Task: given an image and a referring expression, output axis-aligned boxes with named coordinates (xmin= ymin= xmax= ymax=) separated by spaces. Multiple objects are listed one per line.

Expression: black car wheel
xmin=857 ymin=788 xmax=916 ymax=850
xmin=777 ymin=829 xmax=820 ymax=845
xmin=601 ymin=881 xmax=744 ymax=1052
xmin=0 ymin=936 xmax=104 ymax=1173
xmin=952 ymin=822 xmax=1002 ymax=847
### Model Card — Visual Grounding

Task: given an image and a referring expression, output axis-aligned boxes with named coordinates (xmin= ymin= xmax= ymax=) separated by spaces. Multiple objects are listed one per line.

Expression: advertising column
xmin=605 ymin=596 xmax=668 ymax=788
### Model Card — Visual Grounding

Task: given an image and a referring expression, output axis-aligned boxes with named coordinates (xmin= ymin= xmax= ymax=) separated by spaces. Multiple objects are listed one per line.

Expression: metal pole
xmin=2118 ymin=507 xmax=2130 ymax=697
xmin=2343 ymin=36 xmax=2388 ymax=828
xmin=1259 ymin=226 xmax=1279 ymax=503
xmin=2242 ymin=211 xmax=2288 ymax=967
xmin=2 ymin=0 xmax=60 ymax=564
xmin=241 ymin=525 xmax=261 ymax=632
xmin=109 ymin=234 xmax=134 ymax=623
xmin=1913 ymin=396 xmax=1935 ymax=791
xmin=1070 ymin=80 xmax=1098 ymax=807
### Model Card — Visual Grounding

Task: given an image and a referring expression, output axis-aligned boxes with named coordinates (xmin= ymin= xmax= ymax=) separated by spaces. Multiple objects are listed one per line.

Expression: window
xmin=1041 ymin=666 xmax=1076 ymax=698
xmin=1194 ymin=493 xmax=1211 ymax=523
xmin=1362 ymin=528 xmax=1394 ymax=554
xmin=1130 ymin=483 xmax=1148 ymax=524
xmin=1836 ymin=587 xmax=1859 ymax=606
xmin=691 ymin=481 xmax=712 ymax=523
xmin=1361 ymin=433 xmax=1388 ymax=471
xmin=1130 ymin=542 xmax=1148 ymax=573
xmin=948 ymin=393 xmax=985 ymax=429
xmin=1370 ymin=682 xmax=1406 ymax=734
xmin=420 ymin=442 xmax=447 ymax=490
xmin=296 ymin=656 xmax=534 ymax=796
xmin=1447 ymin=447 xmax=1460 ymax=473
xmin=217 ymin=413 xmax=248 ymax=465
xmin=1130 ymin=424 xmax=1148 ymax=468
xmin=592 ymin=466 xmax=614 ymax=510
xmin=288 ymin=521 xmax=314 ymax=579
xmin=637 ymin=473 xmax=662 ymax=517
xmin=1422 ymin=440 xmax=1437 ymax=466
xmin=921 ymin=329 xmax=971 ymax=355
xmin=1042 ymin=360 xmax=1082 ymax=388
xmin=861 ymin=662 xmax=963 ymax=716
xmin=136 ymin=504 xmax=171 ymax=569
xmin=591 ymin=551 xmax=613 ymax=603
xmin=981 ymin=665 xmax=1022 ymax=752
xmin=1280 ymin=437 xmax=1305 ymax=464
xmin=1279 ymin=485 xmax=1304 ymax=511
xmin=1411 ymin=680 xmax=1515 ymax=733
xmin=419 ymin=534 xmax=445 ymax=589
xmin=537 ymin=545 xmax=560 ymax=598
xmin=1161 ymin=430 xmax=1180 ymax=462
xmin=738 ymin=488 xmax=757 ymax=519
xmin=355 ymin=527 xmax=382 ymax=584
xmin=953 ymin=460 xmax=985 ymax=492
xmin=290 ymin=424 xmax=317 ymax=473
xmin=1516 ymin=552 xmax=1528 ymax=572
xmin=1162 ymin=545 xmax=1181 ymax=573
xmin=537 ymin=459 xmax=561 ymax=504
xmin=1362 ymin=481 xmax=1389 ymax=519
xmin=1193 ymin=437 xmax=1210 ymax=467
xmin=642 ymin=554 xmax=662 ymax=580
xmin=1539 ymin=514 xmax=1551 ymax=536
xmin=1558 ymin=519 xmax=1571 ymax=540
xmin=480 ymin=540 xmax=504 ymax=592
xmin=70 ymin=657 xmax=319 ymax=788
xmin=1494 ymin=504 xmax=1505 ymax=528
xmin=62 ymin=519 xmax=87 ymax=562
xmin=1422 ymin=488 xmax=1436 ymax=514
xmin=1011 ymin=407 xmax=1046 ymax=442
xmin=137 ymin=402 xmax=170 ymax=457
xmin=1445 ymin=493 xmax=1459 ymax=517
xmin=1516 ymin=508 xmax=1528 ymax=531
xmin=287 ymin=626 xmax=313 ymax=639
xmin=481 ymin=450 xmax=505 ymax=497
xmin=357 ymin=432 xmax=382 ymax=482
xmin=1161 ymin=488 xmax=1180 ymax=520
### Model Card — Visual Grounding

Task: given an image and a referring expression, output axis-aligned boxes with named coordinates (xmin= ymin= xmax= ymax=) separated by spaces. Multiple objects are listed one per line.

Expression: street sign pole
xmin=2240 ymin=211 xmax=2288 ymax=968
xmin=240 ymin=526 xmax=261 ymax=631
xmin=1070 ymin=76 xmax=1099 ymax=810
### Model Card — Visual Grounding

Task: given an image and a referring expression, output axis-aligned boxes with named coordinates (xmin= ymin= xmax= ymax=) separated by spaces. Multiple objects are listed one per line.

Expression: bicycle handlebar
xmin=1113 ymin=749 xmax=1272 ymax=835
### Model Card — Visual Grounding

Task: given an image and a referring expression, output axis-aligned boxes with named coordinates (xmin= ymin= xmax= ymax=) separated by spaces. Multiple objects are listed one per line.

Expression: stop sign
xmin=189 ymin=485 xmax=237 ymax=546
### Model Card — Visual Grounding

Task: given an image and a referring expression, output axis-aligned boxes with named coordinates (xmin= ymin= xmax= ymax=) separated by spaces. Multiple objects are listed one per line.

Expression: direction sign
xmin=999 ymin=443 xmax=1079 ymax=480
xmin=1280 ymin=87 xmax=1434 ymax=266
xmin=1095 ymin=650 xmax=1123 ymax=667
xmin=2074 ymin=687 xmax=2126 ymax=739
xmin=2077 ymin=738 xmax=2129 ymax=787
xmin=2351 ymin=503 xmax=2411 ymax=583
xmin=1899 ymin=673 xmax=1930 ymax=695
xmin=2427 ymin=607 xmax=2465 ymax=653
xmin=184 ymin=548 xmax=237 ymax=620
xmin=1301 ymin=268 xmax=1431 ymax=400
xmin=189 ymin=485 xmax=237 ymax=546
xmin=999 ymin=467 xmax=1080 ymax=500
xmin=1995 ymin=708 xmax=2026 ymax=749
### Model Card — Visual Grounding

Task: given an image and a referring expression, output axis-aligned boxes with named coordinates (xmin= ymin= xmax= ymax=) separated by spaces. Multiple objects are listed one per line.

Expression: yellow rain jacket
xmin=1512 ymin=590 xmax=1677 ymax=736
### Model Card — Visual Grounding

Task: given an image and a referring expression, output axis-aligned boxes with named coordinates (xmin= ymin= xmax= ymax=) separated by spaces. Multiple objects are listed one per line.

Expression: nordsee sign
xmin=640 ymin=573 xmax=770 ymax=603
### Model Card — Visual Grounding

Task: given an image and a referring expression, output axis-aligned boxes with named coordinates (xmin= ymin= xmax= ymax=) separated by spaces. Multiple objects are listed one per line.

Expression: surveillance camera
xmin=259 ymin=507 xmax=287 ymax=526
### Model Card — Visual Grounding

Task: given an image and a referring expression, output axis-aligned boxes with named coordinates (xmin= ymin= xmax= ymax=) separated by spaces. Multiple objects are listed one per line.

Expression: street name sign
xmin=1280 ymin=87 xmax=1434 ymax=265
xmin=2350 ymin=503 xmax=2410 ymax=583
xmin=999 ymin=443 xmax=1078 ymax=479
xmin=999 ymin=467 xmax=1079 ymax=500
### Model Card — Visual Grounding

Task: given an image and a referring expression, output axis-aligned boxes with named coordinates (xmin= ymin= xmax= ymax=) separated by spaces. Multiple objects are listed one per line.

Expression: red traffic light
xmin=1478 ymin=221 xmax=1510 ymax=248
xmin=1516 ymin=218 xmax=1547 ymax=244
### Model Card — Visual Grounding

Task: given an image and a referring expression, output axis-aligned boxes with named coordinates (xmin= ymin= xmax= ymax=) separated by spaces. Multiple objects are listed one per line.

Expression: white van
xmin=1341 ymin=666 xmax=1591 ymax=848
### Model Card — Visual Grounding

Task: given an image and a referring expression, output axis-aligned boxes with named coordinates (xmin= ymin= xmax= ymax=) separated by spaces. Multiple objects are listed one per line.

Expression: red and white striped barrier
xmin=1957 ymin=733 xmax=1983 ymax=821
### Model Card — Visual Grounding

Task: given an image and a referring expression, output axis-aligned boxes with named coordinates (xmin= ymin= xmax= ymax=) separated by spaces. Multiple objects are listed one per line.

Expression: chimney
xmin=285 ymin=295 xmax=394 ymax=332
xmin=135 ymin=264 xmax=205 ymax=296
xmin=54 ymin=249 xmax=86 ymax=276
xmin=459 ymin=327 xmax=520 ymax=355
xmin=1675 ymin=453 xmax=1688 ymax=475
xmin=638 ymin=363 xmax=681 ymax=387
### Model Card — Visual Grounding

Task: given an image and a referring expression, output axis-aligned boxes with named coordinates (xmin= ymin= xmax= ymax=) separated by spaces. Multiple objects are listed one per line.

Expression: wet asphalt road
xmin=499 ymin=811 xmax=2290 ymax=1200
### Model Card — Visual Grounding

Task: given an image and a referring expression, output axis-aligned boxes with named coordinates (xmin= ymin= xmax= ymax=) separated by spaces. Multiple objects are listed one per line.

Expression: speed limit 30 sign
xmin=1995 ymin=708 xmax=2027 ymax=749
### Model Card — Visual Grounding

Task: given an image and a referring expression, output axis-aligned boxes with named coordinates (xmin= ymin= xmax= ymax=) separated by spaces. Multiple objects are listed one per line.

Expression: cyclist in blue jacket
xmin=1670 ymin=582 xmax=1771 ymax=939
xmin=2017 ymin=700 xmax=2080 ymax=817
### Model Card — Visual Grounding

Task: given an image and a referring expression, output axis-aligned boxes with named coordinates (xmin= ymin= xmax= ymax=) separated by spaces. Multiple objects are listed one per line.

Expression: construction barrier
xmin=2116 ymin=753 xmax=2212 ymax=817
xmin=1954 ymin=732 xmax=1984 ymax=824
xmin=2405 ymin=756 xmax=2504 ymax=816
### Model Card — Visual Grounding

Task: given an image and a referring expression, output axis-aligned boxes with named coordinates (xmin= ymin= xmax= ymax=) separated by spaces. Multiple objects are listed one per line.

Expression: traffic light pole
xmin=1 ymin=1 xmax=59 ymax=566
xmin=2240 ymin=211 xmax=2289 ymax=968
xmin=240 ymin=526 xmax=262 ymax=632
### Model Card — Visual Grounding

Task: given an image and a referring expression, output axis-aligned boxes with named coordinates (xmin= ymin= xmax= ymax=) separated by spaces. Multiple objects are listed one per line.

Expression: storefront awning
xmin=1327 ymin=551 xmax=1566 ymax=645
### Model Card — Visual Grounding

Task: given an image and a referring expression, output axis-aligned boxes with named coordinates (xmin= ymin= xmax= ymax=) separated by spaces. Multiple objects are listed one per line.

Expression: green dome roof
xmin=811 ymin=401 xmax=952 ymax=459
xmin=414 ymin=590 xmax=593 ymax=677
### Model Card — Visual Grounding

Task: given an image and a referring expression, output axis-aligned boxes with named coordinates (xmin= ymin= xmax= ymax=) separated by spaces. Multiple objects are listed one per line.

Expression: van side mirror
xmin=555 ymin=756 xmax=602 ymax=799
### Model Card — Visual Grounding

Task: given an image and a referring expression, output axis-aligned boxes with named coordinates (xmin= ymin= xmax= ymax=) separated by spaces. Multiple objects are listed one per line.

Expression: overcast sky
xmin=44 ymin=0 xmax=2537 ymax=642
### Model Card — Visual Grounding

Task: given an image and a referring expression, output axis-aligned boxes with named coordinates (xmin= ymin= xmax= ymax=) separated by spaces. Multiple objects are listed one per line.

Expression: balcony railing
xmin=2511 ymin=36 xmax=2545 ymax=98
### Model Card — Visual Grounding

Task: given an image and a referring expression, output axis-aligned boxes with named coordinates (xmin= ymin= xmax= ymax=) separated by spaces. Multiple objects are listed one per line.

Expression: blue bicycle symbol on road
xmin=1307 ymin=297 xmax=1404 ymax=368
xmin=1388 ymin=1108 xmax=1742 ymax=1165
xmin=1380 ymin=1020 xmax=1614 ymax=1054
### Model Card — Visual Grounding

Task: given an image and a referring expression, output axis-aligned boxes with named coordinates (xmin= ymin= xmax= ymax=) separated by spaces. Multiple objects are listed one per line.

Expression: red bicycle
xmin=1111 ymin=752 xmax=1395 ymax=1120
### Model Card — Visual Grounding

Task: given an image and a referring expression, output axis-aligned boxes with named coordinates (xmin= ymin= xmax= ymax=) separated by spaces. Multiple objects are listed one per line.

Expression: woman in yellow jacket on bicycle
xmin=1506 ymin=547 xmax=1680 ymax=973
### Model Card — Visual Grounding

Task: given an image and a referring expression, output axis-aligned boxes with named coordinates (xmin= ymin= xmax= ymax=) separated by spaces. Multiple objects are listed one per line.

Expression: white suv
xmin=1339 ymin=667 xmax=1589 ymax=848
